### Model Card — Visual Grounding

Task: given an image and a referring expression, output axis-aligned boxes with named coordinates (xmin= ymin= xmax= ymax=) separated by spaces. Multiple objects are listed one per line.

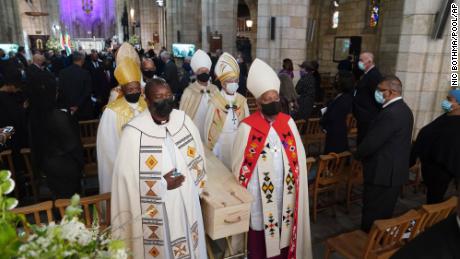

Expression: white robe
xmin=111 ymin=109 xmax=207 ymax=259
xmin=231 ymin=117 xmax=313 ymax=259
xmin=194 ymin=91 xmax=210 ymax=142
xmin=204 ymin=91 xmax=249 ymax=169
xmin=96 ymin=102 xmax=143 ymax=194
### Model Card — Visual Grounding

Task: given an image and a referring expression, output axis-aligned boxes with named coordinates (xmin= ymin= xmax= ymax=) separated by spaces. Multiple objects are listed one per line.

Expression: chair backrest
xmin=12 ymin=201 xmax=54 ymax=226
xmin=55 ymin=192 xmax=111 ymax=229
xmin=346 ymin=114 xmax=357 ymax=130
xmin=79 ymin=119 xmax=99 ymax=144
xmin=364 ymin=209 xmax=421 ymax=258
xmin=414 ymin=196 xmax=458 ymax=235
xmin=305 ymin=118 xmax=322 ymax=135
xmin=315 ymin=151 xmax=351 ymax=186
xmin=295 ymin=119 xmax=307 ymax=134
xmin=306 ymin=157 xmax=316 ymax=172
xmin=20 ymin=148 xmax=33 ymax=176
xmin=83 ymin=143 xmax=98 ymax=177
xmin=348 ymin=159 xmax=363 ymax=182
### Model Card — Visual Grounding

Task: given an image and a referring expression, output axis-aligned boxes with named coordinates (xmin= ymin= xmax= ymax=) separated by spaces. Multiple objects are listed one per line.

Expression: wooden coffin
xmin=201 ymin=148 xmax=253 ymax=240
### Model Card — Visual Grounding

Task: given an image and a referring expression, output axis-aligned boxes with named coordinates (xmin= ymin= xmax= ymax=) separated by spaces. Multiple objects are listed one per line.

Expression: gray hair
xmin=73 ymin=51 xmax=86 ymax=62
xmin=160 ymin=51 xmax=170 ymax=60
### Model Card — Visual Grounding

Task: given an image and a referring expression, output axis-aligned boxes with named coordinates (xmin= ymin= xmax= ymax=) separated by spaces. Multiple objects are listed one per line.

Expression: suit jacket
xmin=352 ymin=67 xmax=383 ymax=125
xmin=355 ymin=99 xmax=414 ymax=186
xmin=162 ymin=60 xmax=180 ymax=94
xmin=321 ymin=93 xmax=353 ymax=153
xmin=25 ymin=64 xmax=57 ymax=113
xmin=392 ymin=214 xmax=460 ymax=259
xmin=58 ymin=64 xmax=93 ymax=119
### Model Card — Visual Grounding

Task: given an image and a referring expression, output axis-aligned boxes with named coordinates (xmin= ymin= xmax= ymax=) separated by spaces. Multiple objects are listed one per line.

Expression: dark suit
xmin=352 ymin=66 xmax=383 ymax=144
xmin=320 ymin=93 xmax=353 ymax=154
xmin=25 ymin=64 xmax=58 ymax=171
xmin=392 ymin=214 xmax=460 ymax=259
xmin=17 ymin=53 xmax=28 ymax=68
xmin=355 ymin=98 xmax=414 ymax=232
xmin=58 ymin=64 xmax=93 ymax=120
xmin=162 ymin=60 xmax=180 ymax=94
xmin=86 ymin=61 xmax=111 ymax=115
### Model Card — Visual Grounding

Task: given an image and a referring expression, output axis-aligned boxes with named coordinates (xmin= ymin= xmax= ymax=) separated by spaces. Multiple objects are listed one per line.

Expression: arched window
xmin=331 ymin=0 xmax=340 ymax=29
xmin=368 ymin=0 xmax=380 ymax=28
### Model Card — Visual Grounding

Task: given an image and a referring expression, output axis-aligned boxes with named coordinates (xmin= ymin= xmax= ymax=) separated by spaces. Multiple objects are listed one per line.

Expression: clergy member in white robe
xmin=204 ymin=52 xmax=249 ymax=169
xmin=97 ymin=58 xmax=147 ymax=194
xmin=111 ymin=78 xmax=207 ymax=259
xmin=179 ymin=49 xmax=218 ymax=141
xmin=232 ymin=59 xmax=312 ymax=259
xmin=109 ymin=42 xmax=146 ymax=102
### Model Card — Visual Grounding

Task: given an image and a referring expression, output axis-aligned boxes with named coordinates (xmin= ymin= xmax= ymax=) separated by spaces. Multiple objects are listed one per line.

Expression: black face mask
xmin=261 ymin=101 xmax=281 ymax=116
xmin=125 ymin=92 xmax=141 ymax=103
xmin=196 ymin=73 xmax=210 ymax=82
xmin=142 ymin=70 xmax=155 ymax=79
xmin=150 ymin=97 xmax=175 ymax=117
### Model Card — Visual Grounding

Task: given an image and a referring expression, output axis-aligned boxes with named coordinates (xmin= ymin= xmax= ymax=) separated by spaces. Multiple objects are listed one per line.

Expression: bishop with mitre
xmin=179 ymin=49 xmax=218 ymax=140
xmin=232 ymin=59 xmax=312 ymax=259
xmin=204 ymin=52 xmax=249 ymax=169
xmin=96 ymin=58 xmax=147 ymax=194
xmin=111 ymin=78 xmax=207 ymax=258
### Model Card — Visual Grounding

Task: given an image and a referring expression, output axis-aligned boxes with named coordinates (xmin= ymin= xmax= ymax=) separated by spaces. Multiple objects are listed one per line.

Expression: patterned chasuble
xmin=238 ymin=111 xmax=300 ymax=259
xmin=136 ymin=123 xmax=206 ymax=259
xmin=207 ymin=92 xmax=247 ymax=150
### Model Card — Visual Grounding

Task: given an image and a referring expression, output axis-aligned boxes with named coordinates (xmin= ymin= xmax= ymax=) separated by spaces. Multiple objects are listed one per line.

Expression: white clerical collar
xmin=365 ymin=65 xmax=375 ymax=74
xmin=126 ymin=109 xmax=185 ymax=138
xmin=383 ymin=96 xmax=403 ymax=108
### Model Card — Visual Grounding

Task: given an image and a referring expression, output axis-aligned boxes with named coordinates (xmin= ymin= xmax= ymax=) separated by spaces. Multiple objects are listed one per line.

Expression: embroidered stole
xmin=207 ymin=92 xmax=247 ymax=150
xmin=136 ymin=124 xmax=206 ymax=259
xmin=107 ymin=97 xmax=147 ymax=135
xmin=181 ymin=82 xmax=218 ymax=120
xmin=238 ymin=112 xmax=300 ymax=259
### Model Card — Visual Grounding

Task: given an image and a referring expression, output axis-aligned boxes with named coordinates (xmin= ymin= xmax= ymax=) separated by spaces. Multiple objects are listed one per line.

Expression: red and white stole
xmin=238 ymin=111 xmax=300 ymax=259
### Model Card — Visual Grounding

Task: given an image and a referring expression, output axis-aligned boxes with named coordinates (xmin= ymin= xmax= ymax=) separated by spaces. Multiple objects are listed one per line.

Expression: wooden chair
xmin=0 ymin=149 xmax=19 ymax=198
xmin=310 ymin=151 xmax=351 ymax=223
xmin=79 ymin=119 xmax=99 ymax=145
xmin=295 ymin=119 xmax=307 ymax=135
xmin=20 ymin=148 xmax=39 ymax=202
xmin=410 ymin=196 xmax=458 ymax=239
xmin=12 ymin=201 xmax=54 ymax=233
xmin=246 ymin=96 xmax=257 ymax=114
xmin=401 ymin=162 xmax=422 ymax=198
xmin=345 ymin=160 xmax=363 ymax=213
xmin=81 ymin=143 xmax=98 ymax=195
xmin=325 ymin=209 xmax=422 ymax=259
xmin=55 ymin=192 xmax=111 ymax=229
xmin=303 ymin=118 xmax=325 ymax=156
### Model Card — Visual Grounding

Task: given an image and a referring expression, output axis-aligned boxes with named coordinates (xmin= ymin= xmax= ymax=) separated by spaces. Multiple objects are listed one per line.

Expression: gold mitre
xmin=114 ymin=58 xmax=141 ymax=86
xmin=116 ymin=42 xmax=140 ymax=66
xmin=214 ymin=52 xmax=240 ymax=83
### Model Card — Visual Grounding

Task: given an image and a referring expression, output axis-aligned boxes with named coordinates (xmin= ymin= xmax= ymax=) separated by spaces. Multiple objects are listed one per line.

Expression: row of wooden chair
xmin=324 ymin=195 xmax=458 ymax=259
xmin=12 ymin=192 xmax=111 ymax=231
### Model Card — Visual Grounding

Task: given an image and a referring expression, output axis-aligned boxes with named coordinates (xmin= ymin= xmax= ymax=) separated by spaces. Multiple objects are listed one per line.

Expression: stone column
xmin=255 ymin=0 xmax=311 ymax=70
xmin=139 ymin=0 xmax=162 ymax=49
xmin=201 ymin=0 xmax=238 ymax=53
xmin=0 ymin=0 xmax=23 ymax=44
xmin=395 ymin=0 xmax=452 ymax=135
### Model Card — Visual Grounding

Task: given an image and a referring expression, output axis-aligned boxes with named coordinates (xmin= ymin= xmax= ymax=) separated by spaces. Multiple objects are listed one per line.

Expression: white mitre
xmin=247 ymin=58 xmax=280 ymax=99
xmin=191 ymin=49 xmax=212 ymax=73
xmin=214 ymin=52 xmax=240 ymax=83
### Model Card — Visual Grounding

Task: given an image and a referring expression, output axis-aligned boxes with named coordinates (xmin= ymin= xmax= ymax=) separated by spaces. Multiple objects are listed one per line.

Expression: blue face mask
xmin=441 ymin=100 xmax=453 ymax=113
xmin=358 ymin=61 xmax=366 ymax=71
xmin=0 ymin=55 xmax=9 ymax=61
xmin=374 ymin=90 xmax=385 ymax=104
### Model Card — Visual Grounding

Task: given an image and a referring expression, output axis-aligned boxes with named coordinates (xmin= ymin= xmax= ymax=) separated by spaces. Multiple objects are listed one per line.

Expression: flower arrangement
xmin=128 ymin=35 xmax=140 ymax=45
xmin=45 ymin=37 xmax=62 ymax=52
xmin=0 ymin=170 xmax=128 ymax=258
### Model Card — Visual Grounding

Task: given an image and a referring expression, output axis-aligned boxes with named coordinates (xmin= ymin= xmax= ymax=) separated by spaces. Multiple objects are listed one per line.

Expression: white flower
xmin=111 ymin=249 xmax=129 ymax=259
xmin=61 ymin=218 xmax=88 ymax=243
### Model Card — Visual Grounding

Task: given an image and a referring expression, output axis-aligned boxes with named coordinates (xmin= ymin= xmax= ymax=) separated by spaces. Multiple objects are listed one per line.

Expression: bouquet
xmin=0 ymin=170 xmax=129 ymax=258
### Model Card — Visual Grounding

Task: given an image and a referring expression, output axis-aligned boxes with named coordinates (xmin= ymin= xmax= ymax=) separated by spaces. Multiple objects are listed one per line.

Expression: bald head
xmin=359 ymin=52 xmax=375 ymax=72
xmin=32 ymin=54 xmax=45 ymax=67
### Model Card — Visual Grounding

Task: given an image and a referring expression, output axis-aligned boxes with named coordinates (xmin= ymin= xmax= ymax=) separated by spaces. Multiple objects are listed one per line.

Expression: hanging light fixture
xmin=246 ymin=19 xmax=253 ymax=28
xmin=156 ymin=0 xmax=164 ymax=7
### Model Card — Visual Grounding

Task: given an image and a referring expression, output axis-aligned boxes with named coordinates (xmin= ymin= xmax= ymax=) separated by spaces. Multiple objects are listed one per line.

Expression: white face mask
xmin=225 ymin=82 xmax=239 ymax=95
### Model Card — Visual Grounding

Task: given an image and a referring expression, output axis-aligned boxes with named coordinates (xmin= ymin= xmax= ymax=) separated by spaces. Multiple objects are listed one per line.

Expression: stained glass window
xmin=369 ymin=0 xmax=380 ymax=28
xmin=331 ymin=1 xmax=340 ymax=29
